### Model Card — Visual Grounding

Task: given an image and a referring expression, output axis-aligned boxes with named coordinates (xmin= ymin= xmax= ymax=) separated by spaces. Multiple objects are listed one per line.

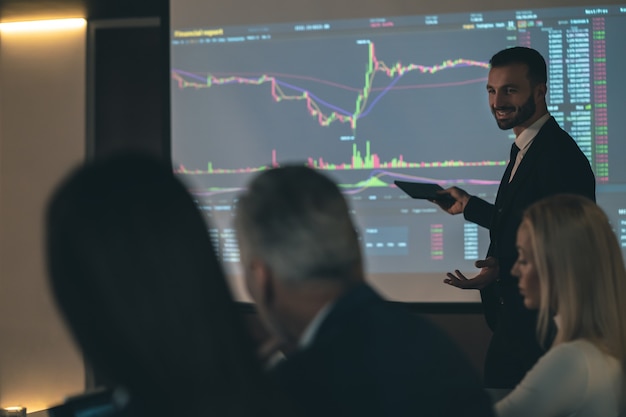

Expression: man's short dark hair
xmin=489 ymin=46 xmax=547 ymax=85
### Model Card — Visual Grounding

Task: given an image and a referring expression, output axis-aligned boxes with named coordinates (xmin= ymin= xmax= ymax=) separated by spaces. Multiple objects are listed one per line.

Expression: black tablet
xmin=393 ymin=180 xmax=454 ymax=202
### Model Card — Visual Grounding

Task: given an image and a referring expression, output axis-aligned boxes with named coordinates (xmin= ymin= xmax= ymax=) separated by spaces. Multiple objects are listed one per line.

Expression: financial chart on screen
xmin=170 ymin=4 xmax=626 ymax=301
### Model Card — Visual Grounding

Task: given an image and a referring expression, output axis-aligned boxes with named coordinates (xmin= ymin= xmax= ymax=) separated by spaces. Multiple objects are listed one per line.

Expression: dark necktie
xmin=493 ymin=142 xmax=520 ymax=229
xmin=503 ymin=143 xmax=520 ymax=184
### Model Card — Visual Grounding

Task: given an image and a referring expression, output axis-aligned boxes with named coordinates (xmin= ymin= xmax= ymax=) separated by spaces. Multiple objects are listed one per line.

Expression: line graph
xmin=172 ymin=41 xmax=489 ymax=131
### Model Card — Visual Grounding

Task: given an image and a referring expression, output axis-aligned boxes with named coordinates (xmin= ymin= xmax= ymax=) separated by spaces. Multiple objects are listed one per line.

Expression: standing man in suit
xmin=234 ymin=165 xmax=494 ymax=417
xmin=435 ymin=47 xmax=596 ymax=388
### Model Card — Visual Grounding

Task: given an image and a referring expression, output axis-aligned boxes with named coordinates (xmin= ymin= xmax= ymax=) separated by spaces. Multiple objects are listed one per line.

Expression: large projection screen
xmin=170 ymin=0 xmax=626 ymax=303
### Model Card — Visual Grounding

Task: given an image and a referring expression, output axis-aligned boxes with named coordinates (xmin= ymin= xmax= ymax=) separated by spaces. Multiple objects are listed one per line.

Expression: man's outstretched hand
xmin=433 ymin=186 xmax=471 ymax=215
xmin=444 ymin=257 xmax=499 ymax=290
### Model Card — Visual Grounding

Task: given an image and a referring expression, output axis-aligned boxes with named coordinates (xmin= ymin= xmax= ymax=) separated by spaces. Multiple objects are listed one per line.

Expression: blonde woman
xmin=495 ymin=194 xmax=625 ymax=416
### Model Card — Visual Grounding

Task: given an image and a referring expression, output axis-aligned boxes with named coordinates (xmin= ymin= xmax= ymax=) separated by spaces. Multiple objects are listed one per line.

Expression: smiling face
xmin=511 ymin=221 xmax=541 ymax=309
xmin=487 ymin=63 xmax=546 ymax=136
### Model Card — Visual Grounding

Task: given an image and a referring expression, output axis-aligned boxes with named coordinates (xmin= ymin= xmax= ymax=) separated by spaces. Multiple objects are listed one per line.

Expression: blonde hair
xmin=522 ymin=194 xmax=626 ymax=364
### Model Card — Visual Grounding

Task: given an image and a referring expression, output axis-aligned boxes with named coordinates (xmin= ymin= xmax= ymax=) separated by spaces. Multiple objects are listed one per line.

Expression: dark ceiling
xmin=0 ymin=0 xmax=167 ymax=22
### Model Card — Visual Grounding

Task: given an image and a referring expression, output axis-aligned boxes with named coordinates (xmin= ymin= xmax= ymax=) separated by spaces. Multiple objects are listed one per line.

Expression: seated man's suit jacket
xmin=271 ymin=284 xmax=495 ymax=417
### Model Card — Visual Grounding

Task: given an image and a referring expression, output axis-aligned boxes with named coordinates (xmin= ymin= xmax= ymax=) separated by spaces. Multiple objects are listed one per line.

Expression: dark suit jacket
xmin=464 ymin=116 xmax=596 ymax=388
xmin=271 ymin=284 xmax=494 ymax=417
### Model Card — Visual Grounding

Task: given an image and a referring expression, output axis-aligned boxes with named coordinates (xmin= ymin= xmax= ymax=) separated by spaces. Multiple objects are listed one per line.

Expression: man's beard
xmin=492 ymin=94 xmax=536 ymax=130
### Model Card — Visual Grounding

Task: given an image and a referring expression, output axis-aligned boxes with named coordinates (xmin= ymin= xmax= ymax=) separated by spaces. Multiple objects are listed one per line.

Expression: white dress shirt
xmin=509 ymin=113 xmax=551 ymax=182
xmin=299 ymin=301 xmax=334 ymax=349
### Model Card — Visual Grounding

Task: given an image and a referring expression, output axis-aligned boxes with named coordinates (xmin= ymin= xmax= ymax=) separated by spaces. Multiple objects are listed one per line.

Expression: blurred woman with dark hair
xmin=496 ymin=194 xmax=626 ymax=416
xmin=45 ymin=153 xmax=286 ymax=417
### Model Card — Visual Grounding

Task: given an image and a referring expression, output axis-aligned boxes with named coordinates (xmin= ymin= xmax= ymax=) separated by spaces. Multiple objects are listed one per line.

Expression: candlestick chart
xmin=172 ymin=41 xmax=489 ymax=132
xmin=171 ymin=31 xmax=511 ymax=195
